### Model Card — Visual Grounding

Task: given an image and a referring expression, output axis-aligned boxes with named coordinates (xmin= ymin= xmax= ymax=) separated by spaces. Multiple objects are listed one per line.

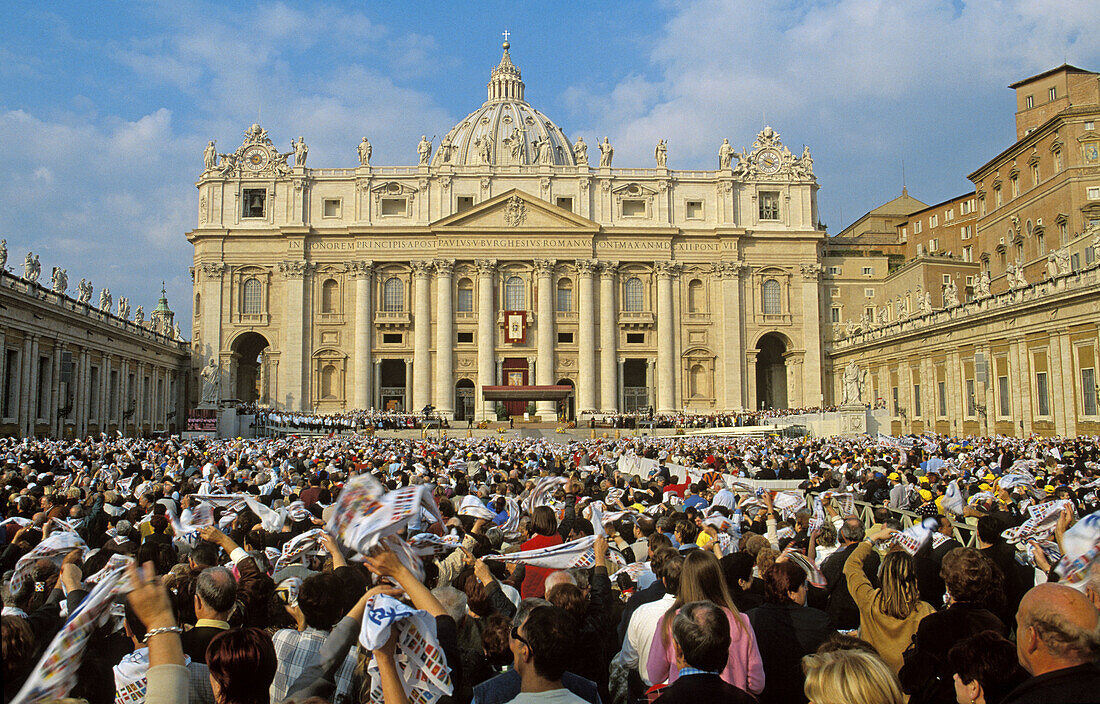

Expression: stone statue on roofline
xmin=293 ymin=137 xmax=308 ymax=167
xmin=99 ymin=287 xmax=112 ymax=313
xmin=654 ymin=139 xmax=668 ymax=167
xmin=50 ymin=267 xmax=67 ymax=295
xmin=203 ymin=140 xmax=217 ymax=171
xmin=719 ymin=138 xmax=735 ymax=170
xmin=417 ymin=135 xmax=433 ymax=165
xmin=573 ymin=136 xmax=588 ymax=166
xmin=23 ymin=252 xmax=40 ymax=283
xmin=358 ymin=137 xmax=372 ymax=166
xmin=77 ymin=279 xmax=92 ymax=305
xmin=598 ymin=137 xmax=613 ymax=167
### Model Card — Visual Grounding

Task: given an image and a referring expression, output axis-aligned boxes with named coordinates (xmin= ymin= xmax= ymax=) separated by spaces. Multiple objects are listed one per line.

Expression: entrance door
xmin=502 ymin=358 xmax=529 ymax=416
xmin=455 ymin=379 xmax=475 ymax=422
xmin=622 ymin=359 xmax=649 ymax=413
xmin=379 ymin=359 xmax=406 ymax=412
xmin=556 ymin=378 xmax=575 ymax=421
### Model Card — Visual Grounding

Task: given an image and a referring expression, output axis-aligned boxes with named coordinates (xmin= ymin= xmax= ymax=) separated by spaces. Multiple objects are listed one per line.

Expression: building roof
xmin=1008 ymin=63 xmax=1095 ymax=89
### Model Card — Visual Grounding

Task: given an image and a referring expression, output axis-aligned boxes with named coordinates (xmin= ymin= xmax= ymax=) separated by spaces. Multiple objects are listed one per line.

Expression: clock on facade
xmin=756 ymin=149 xmax=781 ymax=174
xmin=243 ymin=146 xmax=270 ymax=171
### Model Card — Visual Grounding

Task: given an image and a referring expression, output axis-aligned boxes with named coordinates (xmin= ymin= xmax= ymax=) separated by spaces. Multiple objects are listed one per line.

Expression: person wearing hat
xmin=887 ymin=472 xmax=907 ymax=510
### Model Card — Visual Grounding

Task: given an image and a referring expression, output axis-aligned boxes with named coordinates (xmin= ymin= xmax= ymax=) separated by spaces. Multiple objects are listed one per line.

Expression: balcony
xmin=375 ymin=310 xmax=411 ymax=328
xmin=618 ymin=311 xmax=655 ymax=328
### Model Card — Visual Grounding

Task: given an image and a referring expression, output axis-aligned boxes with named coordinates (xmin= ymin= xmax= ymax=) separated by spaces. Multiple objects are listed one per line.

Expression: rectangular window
xmin=963 ymin=246 xmax=973 ymax=262
xmin=929 ymin=238 xmax=938 ymax=251
xmin=998 ymin=375 xmax=1011 ymax=417
xmin=457 ymin=287 xmax=473 ymax=313
xmin=1026 ymin=95 xmax=1034 ymax=108
xmin=913 ymin=384 xmax=921 ymax=417
xmin=943 ymin=274 xmax=951 ymax=285
xmin=1031 ymin=163 xmax=1040 ymax=186
xmin=966 ymin=379 xmax=976 ymax=417
xmin=556 ymin=287 xmax=572 ymax=312
xmin=1055 ymin=151 xmax=1063 ymax=171
xmin=685 ymin=200 xmax=703 ymax=219
xmin=995 ymin=187 xmax=1002 ymax=206
xmin=555 ymin=196 xmax=573 ymax=213
xmin=1036 ymin=371 xmax=1050 ymax=416
xmin=938 ymin=381 xmax=947 ymax=417
xmin=557 ymin=332 xmax=574 ymax=344
xmin=456 ymin=332 xmax=474 ymax=344
xmin=382 ymin=333 xmax=403 ymax=344
xmin=946 ymin=209 xmax=954 ymax=222
xmin=979 ymin=196 xmax=986 ymax=215
xmin=758 ymin=191 xmax=780 ymax=220
xmin=457 ymin=196 xmax=474 ymax=212
xmin=830 ymin=307 xmax=840 ymax=323
xmin=1087 ymin=187 xmax=1100 ymax=200
xmin=828 ymin=266 xmax=840 ymax=275
xmin=916 ymin=243 xmax=924 ymax=256
xmin=1083 ymin=368 xmax=1098 ymax=416
xmin=242 ymin=189 xmax=266 ymax=218
xmin=622 ymin=199 xmax=646 ymax=217
xmin=1048 ymin=86 xmax=1057 ymax=101
xmin=380 ymin=197 xmax=407 ymax=216
xmin=930 ymin=214 xmax=938 ymax=227
xmin=865 ymin=306 xmax=875 ymax=321
xmin=861 ymin=266 xmax=873 ymax=276
xmin=626 ymin=333 xmax=645 ymax=344
xmin=915 ymin=221 xmax=922 ymax=234
xmin=961 ymin=225 xmax=972 ymax=239
xmin=1087 ymin=245 xmax=1096 ymax=265
xmin=1011 ymin=176 xmax=1019 ymax=198
xmin=322 ymin=199 xmax=341 ymax=218
xmin=1071 ymin=253 xmax=1080 ymax=271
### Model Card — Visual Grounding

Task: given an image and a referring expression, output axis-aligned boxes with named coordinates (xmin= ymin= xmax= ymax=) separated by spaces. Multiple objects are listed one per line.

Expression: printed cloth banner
xmin=783 ymin=548 xmax=827 ymax=588
xmin=273 ymin=528 xmax=327 ymax=570
xmin=884 ymin=518 xmax=939 ymax=555
xmin=457 ymin=496 xmax=495 ymax=521
xmin=11 ymin=558 xmax=131 ymax=704
xmin=358 ymin=594 xmax=453 ymax=704
xmin=10 ymin=531 xmax=87 ymax=595
xmin=1055 ymin=510 xmax=1100 ymax=590
xmin=1002 ymin=500 xmax=1072 ymax=544
xmin=821 ymin=492 xmax=855 ymax=517
xmin=942 ymin=480 xmax=965 ymax=517
xmin=485 ymin=535 xmax=600 ymax=570
xmin=500 ymin=497 xmax=522 ymax=539
xmin=772 ymin=491 xmax=807 ymax=519
xmin=522 ymin=476 xmax=567 ymax=514
xmin=407 ymin=532 xmax=464 ymax=556
xmin=287 ymin=500 xmax=314 ymax=522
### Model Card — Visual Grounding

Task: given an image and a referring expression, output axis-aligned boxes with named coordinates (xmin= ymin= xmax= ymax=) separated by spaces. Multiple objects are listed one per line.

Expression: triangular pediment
xmin=432 ymin=189 xmax=599 ymax=232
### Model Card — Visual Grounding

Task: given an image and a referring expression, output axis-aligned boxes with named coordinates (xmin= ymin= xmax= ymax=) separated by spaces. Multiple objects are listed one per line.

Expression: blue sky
xmin=2 ymin=0 xmax=1098 ymax=331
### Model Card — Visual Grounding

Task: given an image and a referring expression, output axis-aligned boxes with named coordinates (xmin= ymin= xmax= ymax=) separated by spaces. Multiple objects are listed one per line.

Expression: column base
xmin=535 ymin=400 xmax=556 ymax=418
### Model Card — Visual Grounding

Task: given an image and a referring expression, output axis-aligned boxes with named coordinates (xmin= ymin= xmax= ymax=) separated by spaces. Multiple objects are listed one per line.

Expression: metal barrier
xmin=817 ymin=494 xmax=978 ymax=548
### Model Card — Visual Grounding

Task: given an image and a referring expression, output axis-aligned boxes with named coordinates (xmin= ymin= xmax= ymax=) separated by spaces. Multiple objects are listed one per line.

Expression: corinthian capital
xmin=434 ymin=258 xmax=456 ymax=278
xmin=800 ymin=262 xmax=823 ymax=281
xmin=199 ymin=262 xmax=227 ymax=280
xmin=475 ymin=259 xmax=498 ymax=276
xmin=575 ymin=258 xmax=599 ymax=276
xmin=599 ymin=261 xmax=619 ymax=279
xmin=277 ymin=260 xmax=312 ymax=279
xmin=533 ymin=259 xmax=557 ymax=277
xmin=346 ymin=260 xmax=374 ymax=279
xmin=654 ymin=261 xmax=683 ymax=279
xmin=410 ymin=260 xmax=434 ymax=278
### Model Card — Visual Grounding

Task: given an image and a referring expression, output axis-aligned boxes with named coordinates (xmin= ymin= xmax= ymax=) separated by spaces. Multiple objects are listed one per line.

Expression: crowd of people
xmin=2 ymin=430 xmax=1098 ymax=704
xmin=255 ymin=410 xmax=427 ymax=433
xmin=598 ymin=407 xmax=842 ymax=429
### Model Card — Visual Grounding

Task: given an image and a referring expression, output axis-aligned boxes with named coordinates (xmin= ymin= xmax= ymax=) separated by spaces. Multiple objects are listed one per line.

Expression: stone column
xmin=576 ymin=259 xmax=598 ymax=416
xmin=476 ymin=260 xmax=497 ymax=420
xmin=599 ymin=263 xmax=619 ymax=413
xmin=799 ymin=263 xmax=824 ymax=406
xmin=19 ymin=335 xmax=33 ymax=435
xmin=534 ymin=259 xmax=556 ymax=417
xmin=27 ymin=335 xmax=40 ymax=435
xmin=199 ymin=261 xmax=226 ymax=389
xmin=746 ymin=350 xmax=759 ymax=411
xmin=101 ymin=354 xmax=111 ymax=428
xmin=655 ymin=262 xmax=680 ymax=414
xmin=277 ymin=260 xmax=311 ymax=411
xmin=350 ymin=261 xmax=374 ymax=409
xmin=1055 ymin=333 xmax=1076 ymax=436
xmin=434 ymin=259 xmax=455 ymax=419
xmin=1010 ymin=339 xmax=1032 ymax=435
xmin=411 ymin=261 xmax=433 ymax=413
xmin=49 ymin=342 xmax=63 ymax=436
xmin=717 ymin=262 xmax=745 ymax=410
xmin=403 ymin=358 xmax=413 ymax=411
xmin=617 ymin=358 xmax=625 ymax=411
xmin=373 ymin=360 xmax=381 ymax=410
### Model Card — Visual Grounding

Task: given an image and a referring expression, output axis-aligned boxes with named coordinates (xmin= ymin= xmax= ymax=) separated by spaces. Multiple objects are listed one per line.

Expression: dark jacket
xmin=820 ymin=542 xmax=879 ymax=630
xmin=181 ymin=624 xmax=228 ymax=664
xmin=747 ymin=602 xmax=833 ymax=704
xmin=653 ymin=672 xmax=756 ymax=704
xmin=471 ymin=670 xmax=601 ymax=704
xmin=898 ymin=603 xmax=1005 ymax=704
xmin=1001 ymin=661 xmax=1100 ymax=704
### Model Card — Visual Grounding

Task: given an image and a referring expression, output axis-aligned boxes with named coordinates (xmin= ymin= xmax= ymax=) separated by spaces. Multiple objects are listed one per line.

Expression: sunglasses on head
xmin=509 ymin=625 xmax=531 ymax=649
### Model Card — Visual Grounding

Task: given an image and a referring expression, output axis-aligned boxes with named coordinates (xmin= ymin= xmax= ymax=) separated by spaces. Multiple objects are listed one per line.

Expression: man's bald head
xmin=1016 ymin=583 xmax=1100 ymax=675
xmin=544 ymin=570 xmax=577 ymax=595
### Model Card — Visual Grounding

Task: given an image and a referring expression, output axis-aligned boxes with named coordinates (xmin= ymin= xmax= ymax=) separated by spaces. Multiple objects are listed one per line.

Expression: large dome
xmin=432 ymin=43 xmax=576 ymax=168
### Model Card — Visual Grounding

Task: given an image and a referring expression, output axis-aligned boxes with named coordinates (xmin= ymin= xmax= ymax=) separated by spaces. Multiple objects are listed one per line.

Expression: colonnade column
xmin=434 ymin=259 xmax=455 ymax=419
xmin=599 ymin=263 xmax=618 ymax=413
xmin=101 ymin=354 xmax=111 ymax=429
xmin=655 ymin=262 xmax=679 ymax=414
xmin=411 ymin=261 xmax=433 ymax=412
xmin=19 ymin=335 xmax=33 ymax=436
xmin=800 ymin=263 xmax=824 ymax=407
xmin=576 ymin=260 xmax=598 ymax=416
xmin=718 ymin=262 xmax=745 ymax=410
xmin=534 ymin=259 xmax=556 ymax=417
xmin=50 ymin=342 xmax=63 ymax=436
xmin=278 ymin=260 xmax=310 ymax=411
xmin=476 ymin=260 xmax=497 ymax=420
xmin=351 ymin=261 xmax=373 ymax=409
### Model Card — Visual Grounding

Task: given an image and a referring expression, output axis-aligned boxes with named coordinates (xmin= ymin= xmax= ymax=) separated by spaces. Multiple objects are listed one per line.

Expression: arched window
xmin=382 ymin=277 xmax=404 ymax=312
xmin=687 ymin=278 xmax=704 ymax=313
xmin=623 ymin=277 xmax=643 ymax=312
xmin=321 ymin=279 xmax=339 ymax=313
xmin=556 ymin=278 xmax=573 ymax=312
xmin=194 ymin=292 xmax=201 ymax=316
xmin=762 ymin=279 xmax=781 ymax=315
xmin=321 ymin=364 xmax=337 ymax=399
xmin=242 ymin=278 xmax=262 ymax=315
xmin=504 ymin=276 xmax=525 ymax=310
xmin=456 ymin=278 xmax=474 ymax=312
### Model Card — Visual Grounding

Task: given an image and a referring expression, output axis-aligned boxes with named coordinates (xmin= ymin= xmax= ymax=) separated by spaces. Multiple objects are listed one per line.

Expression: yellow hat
xmin=918 ymin=476 xmax=930 ymax=484
xmin=888 ymin=472 xmax=900 ymax=481
xmin=979 ymin=483 xmax=992 ymax=492
xmin=935 ymin=495 xmax=945 ymax=509
xmin=983 ymin=473 xmax=996 ymax=483
xmin=1044 ymin=485 xmax=1055 ymax=494
xmin=919 ymin=489 xmax=933 ymax=501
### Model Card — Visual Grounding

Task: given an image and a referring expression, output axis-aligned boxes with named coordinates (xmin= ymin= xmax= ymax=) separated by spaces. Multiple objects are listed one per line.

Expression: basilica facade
xmin=188 ymin=42 xmax=825 ymax=420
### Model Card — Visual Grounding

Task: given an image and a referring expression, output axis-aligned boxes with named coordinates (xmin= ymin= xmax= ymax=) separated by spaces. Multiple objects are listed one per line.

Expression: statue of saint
xmin=218 ymin=151 xmax=238 ymax=176
xmin=943 ymin=279 xmax=960 ymax=307
xmin=1054 ymin=249 xmax=1071 ymax=276
xmin=77 ymin=279 xmax=92 ymax=304
xmin=598 ymin=137 xmax=613 ymax=167
xmin=134 ymin=305 xmax=145 ymax=324
xmin=573 ymin=136 xmax=588 ymax=166
xmin=718 ymin=138 xmax=734 ymax=169
xmin=842 ymin=361 xmax=866 ymax=404
xmin=23 ymin=252 xmax=40 ymax=283
xmin=200 ymin=359 xmax=221 ymax=405
xmin=203 ymin=140 xmax=217 ymax=171
xmin=438 ymin=135 xmax=453 ymax=163
xmin=358 ymin=137 xmax=372 ymax=166
xmin=99 ymin=287 xmax=112 ymax=313
xmin=50 ymin=267 xmax=67 ymax=295
xmin=0 ymin=239 xmax=6 ymax=271
xmin=654 ymin=139 xmax=668 ymax=167
xmin=118 ymin=297 xmax=130 ymax=320
xmin=272 ymin=149 xmax=292 ymax=177
xmin=293 ymin=137 xmax=308 ymax=167
xmin=417 ymin=135 xmax=433 ymax=166
xmin=1045 ymin=254 xmax=1059 ymax=281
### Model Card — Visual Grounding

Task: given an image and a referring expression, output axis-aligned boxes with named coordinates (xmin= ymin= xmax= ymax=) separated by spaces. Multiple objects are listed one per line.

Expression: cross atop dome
xmin=488 ymin=33 xmax=524 ymax=103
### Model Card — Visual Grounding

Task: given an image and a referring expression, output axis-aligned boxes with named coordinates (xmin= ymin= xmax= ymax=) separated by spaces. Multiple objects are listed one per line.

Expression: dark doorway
xmin=556 ymin=378 xmax=575 ymax=421
xmin=756 ymin=334 xmax=788 ymax=410
xmin=501 ymin=358 xmax=529 ymax=416
xmin=623 ymin=359 xmax=649 ymax=413
xmin=379 ymin=359 xmax=406 ymax=411
xmin=231 ymin=332 xmax=270 ymax=404
xmin=455 ymin=379 xmax=475 ymax=422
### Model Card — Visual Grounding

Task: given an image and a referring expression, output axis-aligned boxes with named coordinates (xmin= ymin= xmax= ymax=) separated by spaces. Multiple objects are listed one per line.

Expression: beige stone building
xmin=188 ymin=43 xmax=826 ymax=420
xmin=826 ymin=65 xmax=1100 ymax=437
xmin=0 ymin=264 xmax=189 ymax=438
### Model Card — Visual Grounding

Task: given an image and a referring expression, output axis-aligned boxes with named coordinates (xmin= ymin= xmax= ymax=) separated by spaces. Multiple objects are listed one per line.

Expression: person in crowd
xmin=898 ymin=548 xmax=1007 ymax=704
xmin=947 ymin=630 xmax=1028 ymax=704
xmin=844 ymin=527 xmax=936 ymax=673
xmin=748 ymin=560 xmax=834 ymax=704
xmin=181 ymin=566 xmax=236 ymax=664
xmin=505 ymin=604 xmax=587 ymax=704
xmin=652 ymin=601 xmax=756 ymax=704
xmin=820 ymin=514 xmax=880 ymax=631
xmin=206 ymin=628 xmax=277 ymax=704
xmin=801 ymin=648 xmax=904 ymax=704
xmin=519 ymin=506 xmax=564 ymax=599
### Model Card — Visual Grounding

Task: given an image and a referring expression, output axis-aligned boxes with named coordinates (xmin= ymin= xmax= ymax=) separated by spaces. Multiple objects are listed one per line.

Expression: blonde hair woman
xmin=843 ymin=528 xmax=935 ymax=673
xmin=646 ymin=550 xmax=765 ymax=695
xmin=802 ymin=649 xmax=904 ymax=704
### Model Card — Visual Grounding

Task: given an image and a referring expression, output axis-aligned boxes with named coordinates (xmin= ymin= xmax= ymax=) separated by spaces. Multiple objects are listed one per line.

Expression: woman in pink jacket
xmin=647 ymin=549 xmax=765 ymax=696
